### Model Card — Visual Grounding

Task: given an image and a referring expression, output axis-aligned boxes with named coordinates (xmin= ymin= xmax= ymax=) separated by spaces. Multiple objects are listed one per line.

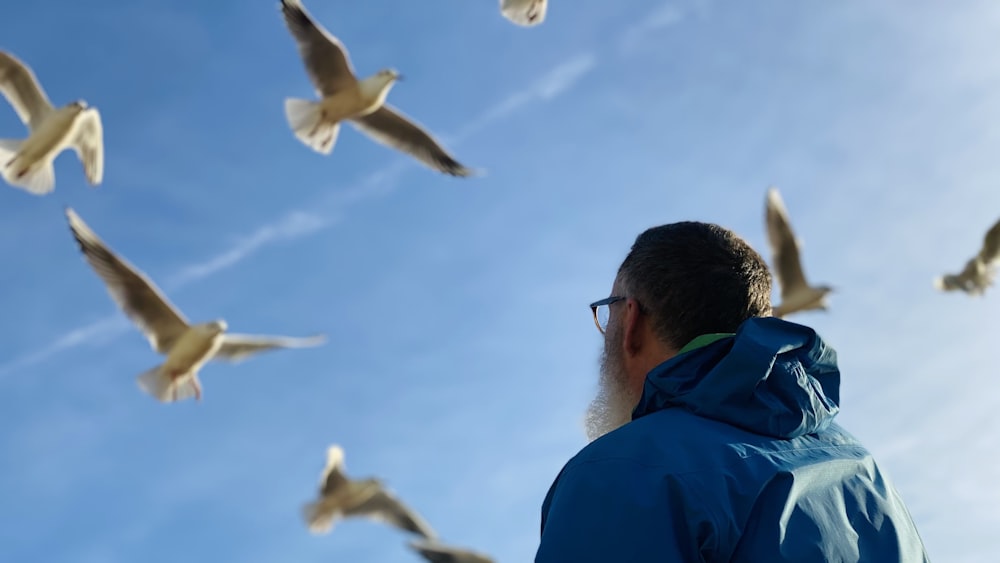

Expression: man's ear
xmin=621 ymin=298 xmax=645 ymax=358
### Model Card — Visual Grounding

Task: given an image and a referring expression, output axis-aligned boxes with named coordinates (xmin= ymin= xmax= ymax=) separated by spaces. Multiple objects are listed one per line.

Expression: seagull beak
xmin=395 ymin=74 xmax=405 ymax=82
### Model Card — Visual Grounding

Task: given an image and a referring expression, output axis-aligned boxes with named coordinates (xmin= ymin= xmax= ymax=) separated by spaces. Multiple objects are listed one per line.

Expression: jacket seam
xmin=567 ymin=443 xmax=865 ymax=473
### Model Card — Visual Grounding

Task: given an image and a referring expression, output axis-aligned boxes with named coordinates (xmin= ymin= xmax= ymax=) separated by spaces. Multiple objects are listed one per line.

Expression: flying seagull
xmin=934 ymin=216 xmax=1000 ymax=296
xmin=279 ymin=0 xmax=474 ymax=177
xmin=765 ymin=186 xmax=833 ymax=318
xmin=302 ymin=444 xmax=437 ymax=539
xmin=409 ymin=539 xmax=496 ymax=563
xmin=65 ymin=208 xmax=325 ymax=403
xmin=500 ymin=0 xmax=547 ymax=27
xmin=0 ymin=50 xmax=103 ymax=194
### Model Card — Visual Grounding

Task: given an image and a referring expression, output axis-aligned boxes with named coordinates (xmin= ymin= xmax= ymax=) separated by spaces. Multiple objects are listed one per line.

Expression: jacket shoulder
xmin=574 ymin=409 xmax=873 ymax=474
xmin=537 ymin=430 xmax=725 ymax=562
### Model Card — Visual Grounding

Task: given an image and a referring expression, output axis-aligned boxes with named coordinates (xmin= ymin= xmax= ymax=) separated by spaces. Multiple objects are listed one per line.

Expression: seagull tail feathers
xmin=500 ymin=0 xmax=547 ymax=26
xmin=0 ymin=139 xmax=54 ymax=195
xmin=284 ymin=98 xmax=339 ymax=155
xmin=136 ymin=366 xmax=201 ymax=403
xmin=301 ymin=500 xmax=337 ymax=534
xmin=0 ymin=139 xmax=20 ymax=162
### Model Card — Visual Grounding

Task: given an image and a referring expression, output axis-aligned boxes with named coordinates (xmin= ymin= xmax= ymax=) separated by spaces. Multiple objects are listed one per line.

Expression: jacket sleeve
xmin=535 ymin=458 xmax=719 ymax=562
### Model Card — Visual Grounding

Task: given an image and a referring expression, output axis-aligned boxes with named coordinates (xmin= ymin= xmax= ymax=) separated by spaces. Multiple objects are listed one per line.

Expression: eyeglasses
xmin=589 ymin=296 xmax=626 ymax=334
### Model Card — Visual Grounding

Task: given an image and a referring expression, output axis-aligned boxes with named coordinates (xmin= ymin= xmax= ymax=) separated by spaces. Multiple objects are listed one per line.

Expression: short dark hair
xmin=617 ymin=221 xmax=772 ymax=350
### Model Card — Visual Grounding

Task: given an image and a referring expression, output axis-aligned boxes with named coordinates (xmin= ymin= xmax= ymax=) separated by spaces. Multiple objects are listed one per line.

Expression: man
xmin=535 ymin=222 xmax=929 ymax=562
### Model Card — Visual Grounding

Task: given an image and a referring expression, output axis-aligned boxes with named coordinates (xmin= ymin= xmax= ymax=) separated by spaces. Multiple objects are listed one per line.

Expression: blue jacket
xmin=536 ymin=317 xmax=929 ymax=562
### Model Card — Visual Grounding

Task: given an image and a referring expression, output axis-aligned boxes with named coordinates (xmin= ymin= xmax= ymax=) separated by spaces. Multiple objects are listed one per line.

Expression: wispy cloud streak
xmin=0 ymin=317 xmax=130 ymax=379
xmin=618 ymin=3 xmax=687 ymax=55
xmin=166 ymin=210 xmax=333 ymax=288
xmin=452 ymin=53 xmax=598 ymax=142
xmin=0 ymin=52 xmax=604 ymax=377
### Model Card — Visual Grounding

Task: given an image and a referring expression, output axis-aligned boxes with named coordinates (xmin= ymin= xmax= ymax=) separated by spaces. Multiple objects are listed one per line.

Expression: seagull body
xmin=0 ymin=50 xmax=103 ymax=194
xmin=303 ymin=445 xmax=437 ymax=539
xmin=934 ymin=216 xmax=1000 ymax=296
xmin=154 ymin=320 xmax=228 ymax=401
xmin=309 ymin=71 xmax=395 ymax=128
xmin=409 ymin=539 xmax=496 ymax=563
xmin=65 ymin=208 xmax=325 ymax=403
xmin=500 ymin=0 xmax=548 ymax=27
xmin=765 ymin=186 xmax=833 ymax=318
xmin=279 ymin=0 xmax=474 ymax=176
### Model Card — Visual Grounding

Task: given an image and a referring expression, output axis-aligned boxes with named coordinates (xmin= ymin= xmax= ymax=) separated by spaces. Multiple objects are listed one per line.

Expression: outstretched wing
xmin=350 ymin=105 xmax=474 ymax=177
xmin=409 ymin=539 xmax=496 ymax=563
xmin=65 ymin=208 xmax=190 ymax=354
xmin=346 ymin=487 xmax=438 ymax=539
xmin=765 ymin=187 xmax=810 ymax=298
xmin=279 ymin=0 xmax=356 ymax=96
xmin=212 ymin=333 xmax=326 ymax=362
xmin=71 ymin=108 xmax=104 ymax=186
xmin=0 ymin=50 xmax=54 ymax=129
xmin=978 ymin=216 xmax=1000 ymax=264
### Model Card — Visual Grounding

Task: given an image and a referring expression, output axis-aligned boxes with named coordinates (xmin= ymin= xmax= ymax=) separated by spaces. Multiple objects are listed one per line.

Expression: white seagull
xmin=934 ymin=216 xmax=1000 ymax=296
xmin=765 ymin=186 xmax=833 ymax=318
xmin=500 ymin=0 xmax=548 ymax=27
xmin=65 ymin=208 xmax=326 ymax=403
xmin=0 ymin=50 xmax=103 ymax=195
xmin=302 ymin=444 xmax=438 ymax=539
xmin=409 ymin=539 xmax=496 ymax=563
xmin=279 ymin=0 xmax=474 ymax=177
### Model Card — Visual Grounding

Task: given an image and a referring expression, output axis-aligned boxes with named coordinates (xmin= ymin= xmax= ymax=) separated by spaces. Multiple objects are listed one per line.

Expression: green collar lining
xmin=677 ymin=333 xmax=735 ymax=355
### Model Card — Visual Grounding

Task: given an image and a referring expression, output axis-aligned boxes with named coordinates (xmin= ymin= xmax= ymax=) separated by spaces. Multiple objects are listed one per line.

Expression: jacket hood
xmin=632 ymin=316 xmax=841 ymax=439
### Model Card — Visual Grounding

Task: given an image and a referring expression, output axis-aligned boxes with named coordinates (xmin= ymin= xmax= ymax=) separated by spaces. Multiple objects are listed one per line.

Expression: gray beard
xmin=584 ymin=328 xmax=641 ymax=442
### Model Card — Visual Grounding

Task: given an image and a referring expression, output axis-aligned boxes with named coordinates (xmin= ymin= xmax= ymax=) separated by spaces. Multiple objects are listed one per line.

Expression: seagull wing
xmin=765 ymin=187 xmax=810 ymax=298
xmin=0 ymin=51 xmax=54 ymax=130
xmin=345 ymin=487 xmax=437 ymax=539
xmin=500 ymin=0 xmax=548 ymax=27
xmin=409 ymin=539 xmax=496 ymax=563
xmin=279 ymin=0 xmax=356 ymax=96
xmin=350 ymin=105 xmax=473 ymax=177
xmin=65 ymin=208 xmax=190 ymax=354
xmin=212 ymin=332 xmax=326 ymax=363
xmin=70 ymin=108 xmax=104 ymax=186
xmin=978 ymin=216 xmax=1000 ymax=264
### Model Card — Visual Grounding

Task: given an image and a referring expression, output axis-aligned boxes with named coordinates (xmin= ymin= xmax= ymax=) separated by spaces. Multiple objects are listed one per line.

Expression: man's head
xmin=584 ymin=221 xmax=773 ymax=441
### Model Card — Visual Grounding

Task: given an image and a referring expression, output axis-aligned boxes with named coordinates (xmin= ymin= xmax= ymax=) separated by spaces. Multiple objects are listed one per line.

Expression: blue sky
xmin=0 ymin=0 xmax=998 ymax=561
